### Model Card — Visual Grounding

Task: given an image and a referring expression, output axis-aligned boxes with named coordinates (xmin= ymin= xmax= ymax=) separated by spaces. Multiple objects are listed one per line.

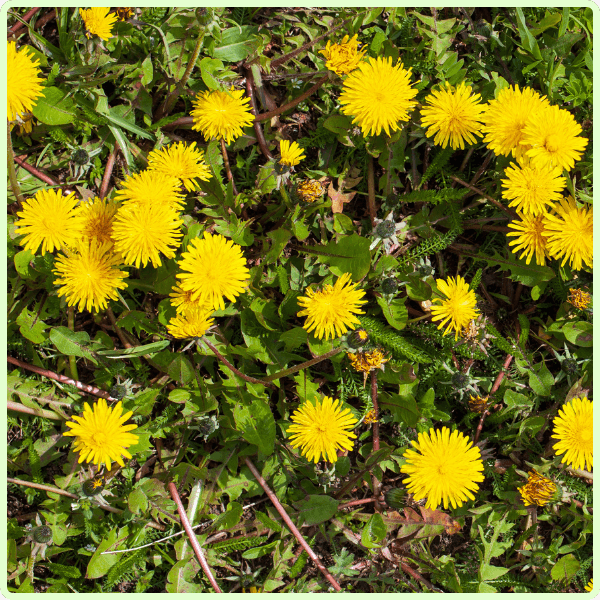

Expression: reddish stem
xmin=7 ymin=355 xmax=112 ymax=400
xmin=14 ymin=155 xmax=59 ymax=186
xmin=244 ymin=457 xmax=342 ymax=591
xmin=399 ymin=560 xmax=437 ymax=591
xmin=245 ymin=68 xmax=274 ymax=161
xmin=219 ymin=138 xmax=238 ymax=196
xmin=338 ymin=497 xmax=379 ymax=510
xmin=450 ymin=175 xmax=517 ymax=219
xmin=167 ymin=482 xmax=222 ymax=593
xmin=491 ymin=354 xmax=513 ymax=395
xmin=99 ymin=145 xmax=118 ymax=199
xmin=8 ymin=7 xmax=40 ymax=35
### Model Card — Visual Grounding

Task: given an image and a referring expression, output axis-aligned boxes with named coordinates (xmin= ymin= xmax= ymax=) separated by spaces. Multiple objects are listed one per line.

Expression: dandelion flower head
xmin=114 ymin=170 xmax=184 ymax=210
xmin=169 ymin=285 xmax=214 ymax=315
xmin=542 ymin=196 xmax=592 ymax=271
xmin=518 ymin=470 xmax=557 ymax=507
xmin=80 ymin=196 xmax=118 ymax=245
xmin=297 ymin=272 xmax=367 ymax=340
xmin=64 ymin=398 xmax=138 ymax=470
xmin=176 ymin=232 xmax=250 ymax=311
xmin=111 ymin=202 xmax=183 ymax=268
xmin=320 ymin=34 xmax=367 ymax=76
xmin=296 ymin=179 xmax=325 ymax=203
xmin=585 ymin=580 xmax=593 ymax=592
xmin=501 ymin=158 xmax=566 ymax=216
xmin=79 ymin=7 xmax=118 ymax=41
xmin=348 ymin=348 xmax=388 ymax=374
xmin=53 ymin=240 xmax=128 ymax=313
xmin=552 ymin=395 xmax=593 ymax=471
xmin=147 ymin=141 xmax=212 ymax=192
xmin=339 ymin=56 xmax=418 ymax=137
xmin=468 ymin=394 xmax=490 ymax=414
xmin=430 ymin=275 xmax=479 ymax=339
xmin=167 ymin=305 xmax=215 ymax=339
xmin=507 ymin=213 xmax=549 ymax=266
xmin=114 ymin=7 xmax=134 ymax=21
xmin=521 ymin=104 xmax=588 ymax=172
xmin=191 ymin=87 xmax=255 ymax=144
xmin=15 ymin=189 xmax=84 ymax=256
xmin=279 ymin=140 xmax=306 ymax=167
xmin=287 ymin=395 xmax=358 ymax=463
xmin=420 ymin=81 xmax=484 ymax=150
xmin=480 ymin=85 xmax=549 ymax=159
xmin=568 ymin=288 xmax=591 ymax=310
xmin=401 ymin=426 xmax=484 ymax=510
xmin=7 ymin=41 xmax=45 ymax=123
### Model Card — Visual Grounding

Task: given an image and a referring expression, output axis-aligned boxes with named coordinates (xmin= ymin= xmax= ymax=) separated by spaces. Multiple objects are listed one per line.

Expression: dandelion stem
xmin=263 ymin=347 xmax=343 ymax=383
xmin=219 ymin=138 xmax=238 ymax=196
xmin=7 ymin=123 xmax=25 ymax=203
xmin=67 ymin=306 xmax=79 ymax=381
xmin=371 ymin=371 xmax=379 ymax=452
xmin=491 ymin=354 xmax=513 ymax=395
xmin=450 ymin=175 xmax=517 ymax=218
xmin=244 ymin=457 xmax=343 ymax=591
xmin=8 ymin=6 xmax=41 ymax=35
xmin=167 ymin=482 xmax=222 ymax=593
xmin=13 ymin=154 xmax=59 ymax=186
xmin=245 ymin=67 xmax=274 ymax=160
xmin=367 ymin=155 xmax=377 ymax=226
xmin=99 ymin=144 xmax=118 ymax=199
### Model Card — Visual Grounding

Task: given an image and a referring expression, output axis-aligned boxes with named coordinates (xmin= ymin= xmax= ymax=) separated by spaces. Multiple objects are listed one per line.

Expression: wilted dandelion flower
xmin=430 ymin=275 xmax=479 ymax=339
xmin=15 ymin=189 xmax=84 ymax=255
xmin=507 ymin=213 xmax=549 ymax=266
xmin=7 ymin=41 xmax=45 ymax=123
xmin=79 ymin=7 xmax=118 ymax=41
xmin=518 ymin=470 xmax=557 ymax=507
xmin=287 ymin=396 xmax=358 ymax=463
xmin=64 ymin=398 xmax=138 ymax=470
xmin=80 ymin=197 xmax=118 ymax=245
xmin=114 ymin=7 xmax=134 ymax=21
xmin=191 ymin=88 xmax=255 ymax=144
xmin=167 ymin=306 xmax=215 ymax=339
xmin=114 ymin=170 xmax=184 ymax=210
xmin=542 ymin=196 xmax=593 ymax=271
xmin=501 ymin=159 xmax=566 ymax=216
xmin=420 ymin=81 xmax=484 ymax=150
xmin=521 ymin=104 xmax=588 ymax=171
xmin=147 ymin=142 xmax=212 ymax=192
xmin=176 ymin=232 xmax=250 ymax=311
xmin=53 ymin=240 xmax=128 ymax=313
xmin=348 ymin=348 xmax=388 ymax=374
xmin=568 ymin=288 xmax=591 ymax=310
xmin=169 ymin=285 xmax=214 ymax=315
xmin=363 ymin=409 xmax=378 ymax=425
xmin=297 ymin=272 xmax=366 ymax=340
xmin=401 ymin=426 xmax=484 ymax=510
xmin=468 ymin=394 xmax=490 ymax=414
xmin=320 ymin=34 xmax=367 ymax=76
xmin=112 ymin=203 xmax=183 ymax=268
xmin=296 ymin=180 xmax=325 ymax=203
xmin=480 ymin=85 xmax=549 ymax=159
xmin=279 ymin=140 xmax=306 ymax=167
xmin=552 ymin=395 xmax=593 ymax=471
xmin=339 ymin=56 xmax=418 ymax=137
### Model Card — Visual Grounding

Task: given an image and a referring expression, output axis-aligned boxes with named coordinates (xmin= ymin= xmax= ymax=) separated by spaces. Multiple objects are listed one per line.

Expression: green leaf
xmin=479 ymin=251 xmax=555 ymax=288
xmin=96 ymin=340 xmax=170 ymax=358
xmin=376 ymin=296 xmax=408 ymax=330
xmin=16 ymin=307 xmax=48 ymax=344
xmin=166 ymin=558 xmax=202 ymax=593
xmin=380 ymin=392 xmax=419 ymax=427
xmin=562 ymin=321 xmax=593 ymax=347
xmin=32 ymin=86 xmax=78 ymax=125
xmin=199 ymin=57 xmax=224 ymax=89
xmin=105 ymin=109 xmax=155 ymax=140
xmin=528 ymin=361 xmax=554 ymax=396
xmin=314 ymin=233 xmax=372 ymax=280
xmin=480 ymin=564 xmax=510 ymax=581
xmin=323 ymin=114 xmax=352 ymax=134
xmin=211 ymin=27 xmax=258 ymax=61
xmin=233 ymin=399 xmax=276 ymax=455
xmin=242 ymin=540 xmax=279 ymax=559
xmin=210 ymin=501 xmax=243 ymax=531
xmin=49 ymin=327 xmax=98 ymax=364
xmin=14 ymin=249 xmax=34 ymax=279
xmin=86 ymin=527 xmax=121 ymax=578
xmin=128 ymin=487 xmax=149 ymax=515
xmin=361 ymin=513 xmax=387 ymax=548
xmin=279 ymin=327 xmax=307 ymax=352
xmin=168 ymin=354 xmax=195 ymax=385
xmin=265 ymin=229 xmax=292 ymax=264
xmin=295 ymin=495 xmax=339 ymax=526
xmin=551 ymin=554 xmax=580 ymax=582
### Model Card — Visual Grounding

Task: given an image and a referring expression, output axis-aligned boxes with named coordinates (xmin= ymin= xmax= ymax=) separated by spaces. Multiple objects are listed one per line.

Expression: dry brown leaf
xmin=328 ymin=182 xmax=356 ymax=214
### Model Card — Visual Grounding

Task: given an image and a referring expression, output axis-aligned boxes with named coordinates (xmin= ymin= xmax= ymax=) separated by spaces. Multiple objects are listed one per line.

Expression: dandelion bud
xmin=32 ymin=526 xmax=52 ymax=544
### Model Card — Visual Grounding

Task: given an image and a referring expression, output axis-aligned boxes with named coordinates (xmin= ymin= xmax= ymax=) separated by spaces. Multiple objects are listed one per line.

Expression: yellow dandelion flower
xmin=287 ymin=395 xmax=358 ymax=463
xmin=430 ymin=275 xmax=480 ymax=340
xmin=11 ymin=112 xmax=36 ymax=136
xmin=79 ymin=7 xmax=118 ymax=41
xmin=480 ymin=85 xmax=550 ymax=159
xmin=585 ymin=580 xmax=593 ymax=592
xmin=53 ymin=240 xmax=128 ymax=313
xmin=542 ymin=196 xmax=593 ymax=271
xmin=112 ymin=203 xmax=183 ymax=268
xmin=64 ymin=398 xmax=138 ymax=470
xmin=339 ymin=56 xmax=418 ymax=137
xmin=279 ymin=140 xmax=306 ymax=167
xmin=190 ymin=87 xmax=255 ymax=144
xmin=114 ymin=170 xmax=184 ymax=210
xmin=552 ymin=395 xmax=593 ymax=471
xmin=297 ymin=272 xmax=367 ymax=340
xmin=176 ymin=232 xmax=250 ymax=310
xmin=501 ymin=159 xmax=566 ymax=216
xmin=114 ymin=7 xmax=134 ymax=21
xmin=7 ymin=41 xmax=45 ymax=123
xmin=468 ymin=394 xmax=490 ymax=414
xmin=518 ymin=470 xmax=557 ymax=507
xmin=420 ymin=81 xmax=485 ymax=150
xmin=15 ymin=189 xmax=84 ymax=256
xmin=80 ymin=196 xmax=118 ymax=245
xmin=401 ymin=426 xmax=484 ymax=510
xmin=169 ymin=285 xmax=214 ymax=315
xmin=320 ymin=34 xmax=367 ymax=76
xmin=296 ymin=179 xmax=325 ymax=203
xmin=568 ymin=288 xmax=591 ymax=310
xmin=507 ymin=213 xmax=549 ymax=266
xmin=348 ymin=348 xmax=388 ymax=374
xmin=147 ymin=141 xmax=212 ymax=192
xmin=167 ymin=306 xmax=215 ymax=339
xmin=521 ymin=104 xmax=588 ymax=172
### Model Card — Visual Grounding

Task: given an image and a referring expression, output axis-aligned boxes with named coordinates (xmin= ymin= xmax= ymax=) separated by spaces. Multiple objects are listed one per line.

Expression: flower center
xmin=545 ymin=134 xmax=560 ymax=152
xmin=580 ymin=428 xmax=592 ymax=442
xmin=437 ymin=461 xmax=449 ymax=476
xmin=92 ymin=431 xmax=109 ymax=446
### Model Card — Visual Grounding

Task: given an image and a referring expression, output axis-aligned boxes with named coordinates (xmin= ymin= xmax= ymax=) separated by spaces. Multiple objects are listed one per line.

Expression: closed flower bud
xmin=385 ymin=488 xmax=406 ymax=509
xmin=33 ymin=526 xmax=52 ymax=544
xmin=381 ymin=277 xmax=398 ymax=295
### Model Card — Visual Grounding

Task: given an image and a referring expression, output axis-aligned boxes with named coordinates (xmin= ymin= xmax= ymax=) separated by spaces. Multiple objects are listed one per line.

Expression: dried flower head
xmin=296 ymin=179 xmax=325 ymax=203
xmin=518 ymin=470 xmax=557 ymax=507
xmin=567 ymin=288 xmax=591 ymax=310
